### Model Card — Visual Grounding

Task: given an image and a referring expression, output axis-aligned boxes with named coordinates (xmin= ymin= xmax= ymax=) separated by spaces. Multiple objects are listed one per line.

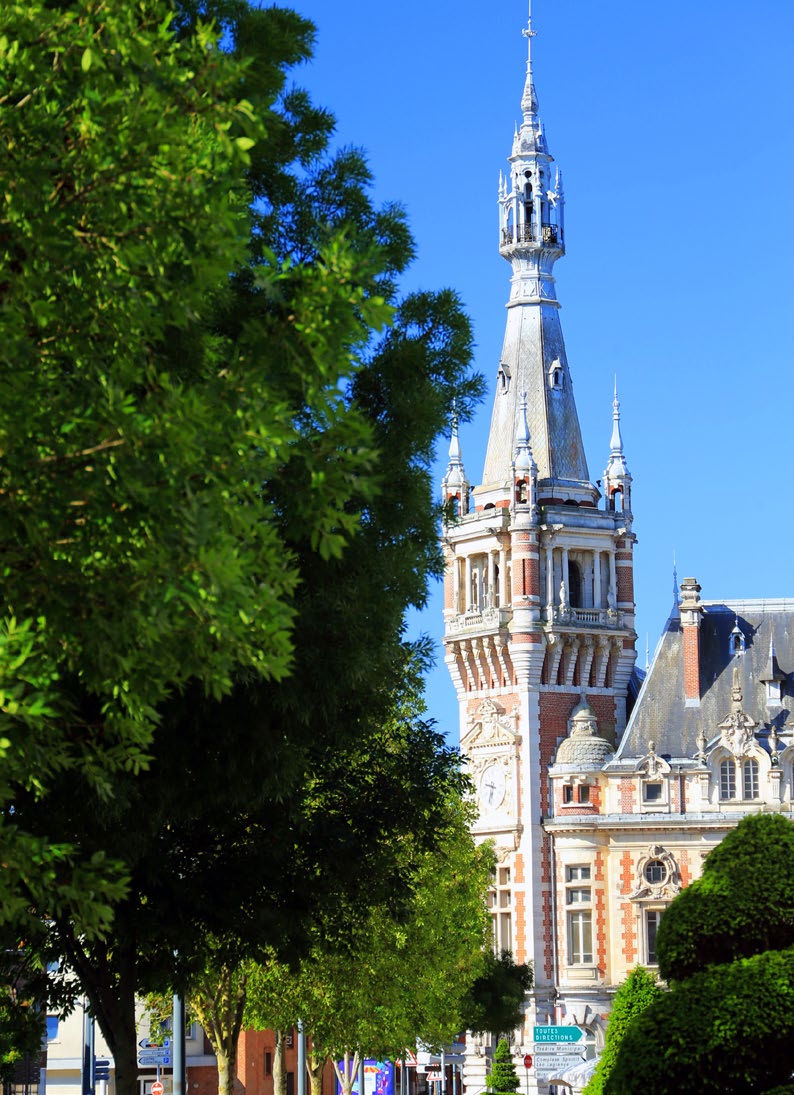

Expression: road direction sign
xmin=533 ymin=1055 xmax=587 ymax=1078
xmin=533 ymin=1044 xmax=585 ymax=1055
xmin=137 ymin=1051 xmax=172 ymax=1067
xmin=139 ymin=1039 xmax=170 ymax=1049
xmin=533 ymin=1025 xmax=583 ymax=1043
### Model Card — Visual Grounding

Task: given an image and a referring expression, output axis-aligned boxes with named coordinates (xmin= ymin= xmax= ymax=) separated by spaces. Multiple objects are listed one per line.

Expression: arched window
xmin=505 ymin=208 xmax=515 ymax=246
xmin=719 ymin=759 xmax=736 ymax=800
xmin=743 ymin=759 xmax=759 ymax=800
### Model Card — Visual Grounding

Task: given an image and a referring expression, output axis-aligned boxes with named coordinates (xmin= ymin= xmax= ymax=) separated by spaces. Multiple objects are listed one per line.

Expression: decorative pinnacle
xmin=513 ymin=391 xmax=537 ymax=475
xmin=610 ymin=376 xmax=624 ymax=455
xmin=448 ymin=398 xmax=461 ymax=460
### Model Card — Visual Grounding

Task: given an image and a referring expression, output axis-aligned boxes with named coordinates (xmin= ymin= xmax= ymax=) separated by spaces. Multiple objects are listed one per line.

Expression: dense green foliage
xmin=0 ymin=0 xmax=390 ymax=938
xmin=605 ymin=814 xmax=794 ymax=1095
xmin=460 ymin=949 xmax=533 ymax=1039
xmin=583 ymin=967 xmax=661 ymax=1095
xmin=605 ymin=949 xmax=794 ymax=1094
xmin=657 ymin=812 xmax=794 ymax=982
xmin=486 ymin=1039 xmax=521 ymax=1095
xmin=146 ymin=788 xmax=493 ymax=1095
xmin=243 ymin=793 xmax=493 ymax=1059
xmin=0 ymin=0 xmax=483 ymax=1086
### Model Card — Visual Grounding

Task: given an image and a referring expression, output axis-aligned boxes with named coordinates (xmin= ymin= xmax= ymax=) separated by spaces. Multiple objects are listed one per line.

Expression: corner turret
xmin=602 ymin=379 xmax=632 ymax=525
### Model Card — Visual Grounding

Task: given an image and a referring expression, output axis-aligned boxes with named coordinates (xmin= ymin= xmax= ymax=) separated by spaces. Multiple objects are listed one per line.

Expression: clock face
xmin=479 ymin=763 xmax=506 ymax=812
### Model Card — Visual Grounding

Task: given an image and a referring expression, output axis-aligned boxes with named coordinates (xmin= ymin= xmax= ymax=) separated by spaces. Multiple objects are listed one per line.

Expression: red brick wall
xmin=683 ymin=624 xmax=700 ymax=700
xmin=615 ymin=546 xmax=634 ymax=604
xmin=619 ymin=777 xmax=635 ymax=813
xmin=595 ymin=850 xmax=607 ymax=974
xmin=189 ymin=1066 xmax=223 ymax=1095
xmin=235 ymin=1032 xmax=335 ymax=1095
xmin=514 ymin=852 xmax=526 ymax=964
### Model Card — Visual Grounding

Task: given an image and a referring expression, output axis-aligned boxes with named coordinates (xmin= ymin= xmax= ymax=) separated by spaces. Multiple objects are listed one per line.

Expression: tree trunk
xmin=332 ymin=1050 xmax=359 ymax=1095
xmin=215 ymin=1043 xmax=236 ymax=1095
xmin=56 ymin=920 xmax=141 ymax=1095
xmin=307 ymin=1045 xmax=326 ymax=1095
xmin=273 ymin=1030 xmax=288 ymax=1095
xmin=188 ymin=964 xmax=247 ymax=1095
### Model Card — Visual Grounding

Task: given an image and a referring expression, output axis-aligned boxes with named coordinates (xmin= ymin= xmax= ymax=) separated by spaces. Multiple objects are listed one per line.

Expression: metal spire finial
xmin=520 ymin=1 xmax=539 ymax=118
xmin=672 ymin=553 xmax=680 ymax=608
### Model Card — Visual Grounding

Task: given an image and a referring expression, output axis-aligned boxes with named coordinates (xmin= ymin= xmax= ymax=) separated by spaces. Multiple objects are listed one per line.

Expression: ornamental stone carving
xmin=629 ymin=845 xmax=682 ymax=901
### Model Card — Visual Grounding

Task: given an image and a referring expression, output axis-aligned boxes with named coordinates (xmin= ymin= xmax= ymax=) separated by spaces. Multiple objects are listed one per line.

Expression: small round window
xmin=644 ymin=859 xmax=667 ymax=885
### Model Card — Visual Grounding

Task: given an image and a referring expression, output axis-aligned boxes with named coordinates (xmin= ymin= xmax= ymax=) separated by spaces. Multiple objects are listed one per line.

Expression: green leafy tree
xmin=583 ymin=967 xmax=661 ymax=1095
xmin=605 ymin=814 xmax=794 ymax=1095
xmin=460 ymin=950 xmax=533 ymax=1041
xmin=486 ymin=1039 xmax=521 ymax=1095
xmin=3 ymin=3 xmax=482 ymax=1092
xmin=0 ymin=0 xmax=388 ymax=938
xmin=145 ymin=785 xmax=492 ymax=1095
xmin=241 ymin=789 xmax=493 ymax=1095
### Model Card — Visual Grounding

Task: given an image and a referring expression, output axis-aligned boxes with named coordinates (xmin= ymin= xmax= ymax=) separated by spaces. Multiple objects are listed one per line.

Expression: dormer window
xmin=766 ymin=680 xmax=782 ymax=706
xmin=497 ymin=361 xmax=511 ymax=394
xmin=548 ymin=360 xmax=564 ymax=390
xmin=729 ymin=621 xmax=746 ymax=657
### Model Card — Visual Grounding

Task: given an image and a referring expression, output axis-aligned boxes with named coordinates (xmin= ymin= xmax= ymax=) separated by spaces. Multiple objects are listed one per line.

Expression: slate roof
xmin=612 ymin=598 xmax=794 ymax=765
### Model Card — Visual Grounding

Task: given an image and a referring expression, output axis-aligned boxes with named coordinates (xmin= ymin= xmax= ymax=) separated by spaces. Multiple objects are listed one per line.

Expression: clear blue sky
xmin=289 ymin=0 xmax=794 ymax=742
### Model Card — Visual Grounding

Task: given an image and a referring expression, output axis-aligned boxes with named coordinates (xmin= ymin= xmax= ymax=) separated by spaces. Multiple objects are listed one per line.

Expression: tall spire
xmin=478 ymin=3 xmax=593 ymax=507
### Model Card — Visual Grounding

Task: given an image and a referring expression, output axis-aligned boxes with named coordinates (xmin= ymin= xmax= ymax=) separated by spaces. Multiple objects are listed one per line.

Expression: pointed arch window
xmin=548 ymin=361 xmax=564 ymax=390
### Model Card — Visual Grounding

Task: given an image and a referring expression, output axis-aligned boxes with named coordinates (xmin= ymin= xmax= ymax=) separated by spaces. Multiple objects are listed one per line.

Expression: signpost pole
xmin=297 ymin=1021 xmax=306 ymax=1095
xmin=173 ymin=995 xmax=185 ymax=1095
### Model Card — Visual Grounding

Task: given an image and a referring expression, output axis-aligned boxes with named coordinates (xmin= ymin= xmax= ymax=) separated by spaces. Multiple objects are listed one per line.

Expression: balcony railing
xmin=447 ymin=605 xmax=512 ymax=634
xmin=545 ymin=605 xmax=625 ymax=629
xmin=500 ymin=223 xmax=562 ymax=247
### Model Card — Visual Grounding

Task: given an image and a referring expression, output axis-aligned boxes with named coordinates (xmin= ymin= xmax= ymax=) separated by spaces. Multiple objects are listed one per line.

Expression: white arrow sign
xmin=534 ymin=1055 xmax=586 ymax=1077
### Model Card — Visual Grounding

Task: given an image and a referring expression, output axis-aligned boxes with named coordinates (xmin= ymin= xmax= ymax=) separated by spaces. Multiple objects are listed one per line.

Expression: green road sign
xmin=533 ymin=1025 xmax=583 ymax=1044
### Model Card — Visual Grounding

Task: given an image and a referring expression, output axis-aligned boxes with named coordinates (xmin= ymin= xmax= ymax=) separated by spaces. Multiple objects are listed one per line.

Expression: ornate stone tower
xmin=441 ymin=6 xmax=637 ymax=1080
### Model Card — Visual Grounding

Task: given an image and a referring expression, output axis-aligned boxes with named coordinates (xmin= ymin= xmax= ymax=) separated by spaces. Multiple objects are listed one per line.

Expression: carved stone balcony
xmin=546 ymin=605 xmax=625 ymax=629
xmin=447 ymin=605 xmax=513 ymax=635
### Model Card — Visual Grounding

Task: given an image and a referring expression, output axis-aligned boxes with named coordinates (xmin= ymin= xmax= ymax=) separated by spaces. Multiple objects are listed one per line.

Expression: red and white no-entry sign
xmin=152 ymin=1081 xmax=164 ymax=1095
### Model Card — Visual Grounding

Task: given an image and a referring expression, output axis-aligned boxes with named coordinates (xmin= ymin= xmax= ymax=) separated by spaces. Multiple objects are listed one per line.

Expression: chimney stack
xmin=679 ymin=577 xmax=704 ymax=706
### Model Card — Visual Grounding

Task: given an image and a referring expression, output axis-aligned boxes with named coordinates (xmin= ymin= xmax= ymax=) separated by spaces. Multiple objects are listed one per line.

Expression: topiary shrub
xmin=486 ymin=1039 xmax=520 ymax=1095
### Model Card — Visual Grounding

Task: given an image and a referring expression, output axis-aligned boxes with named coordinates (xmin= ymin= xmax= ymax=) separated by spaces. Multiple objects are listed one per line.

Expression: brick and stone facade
xmin=441 ymin=10 xmax=794 ymax=1093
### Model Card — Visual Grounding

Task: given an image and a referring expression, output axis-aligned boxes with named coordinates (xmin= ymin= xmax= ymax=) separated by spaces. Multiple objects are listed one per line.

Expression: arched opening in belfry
xmin=610 ymin=487 xmax=623 ymax=512
xmin=568 ymin=561 xmax=582 ymax=608
xmin=523 ymin=171 xmax=533 ymax=232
